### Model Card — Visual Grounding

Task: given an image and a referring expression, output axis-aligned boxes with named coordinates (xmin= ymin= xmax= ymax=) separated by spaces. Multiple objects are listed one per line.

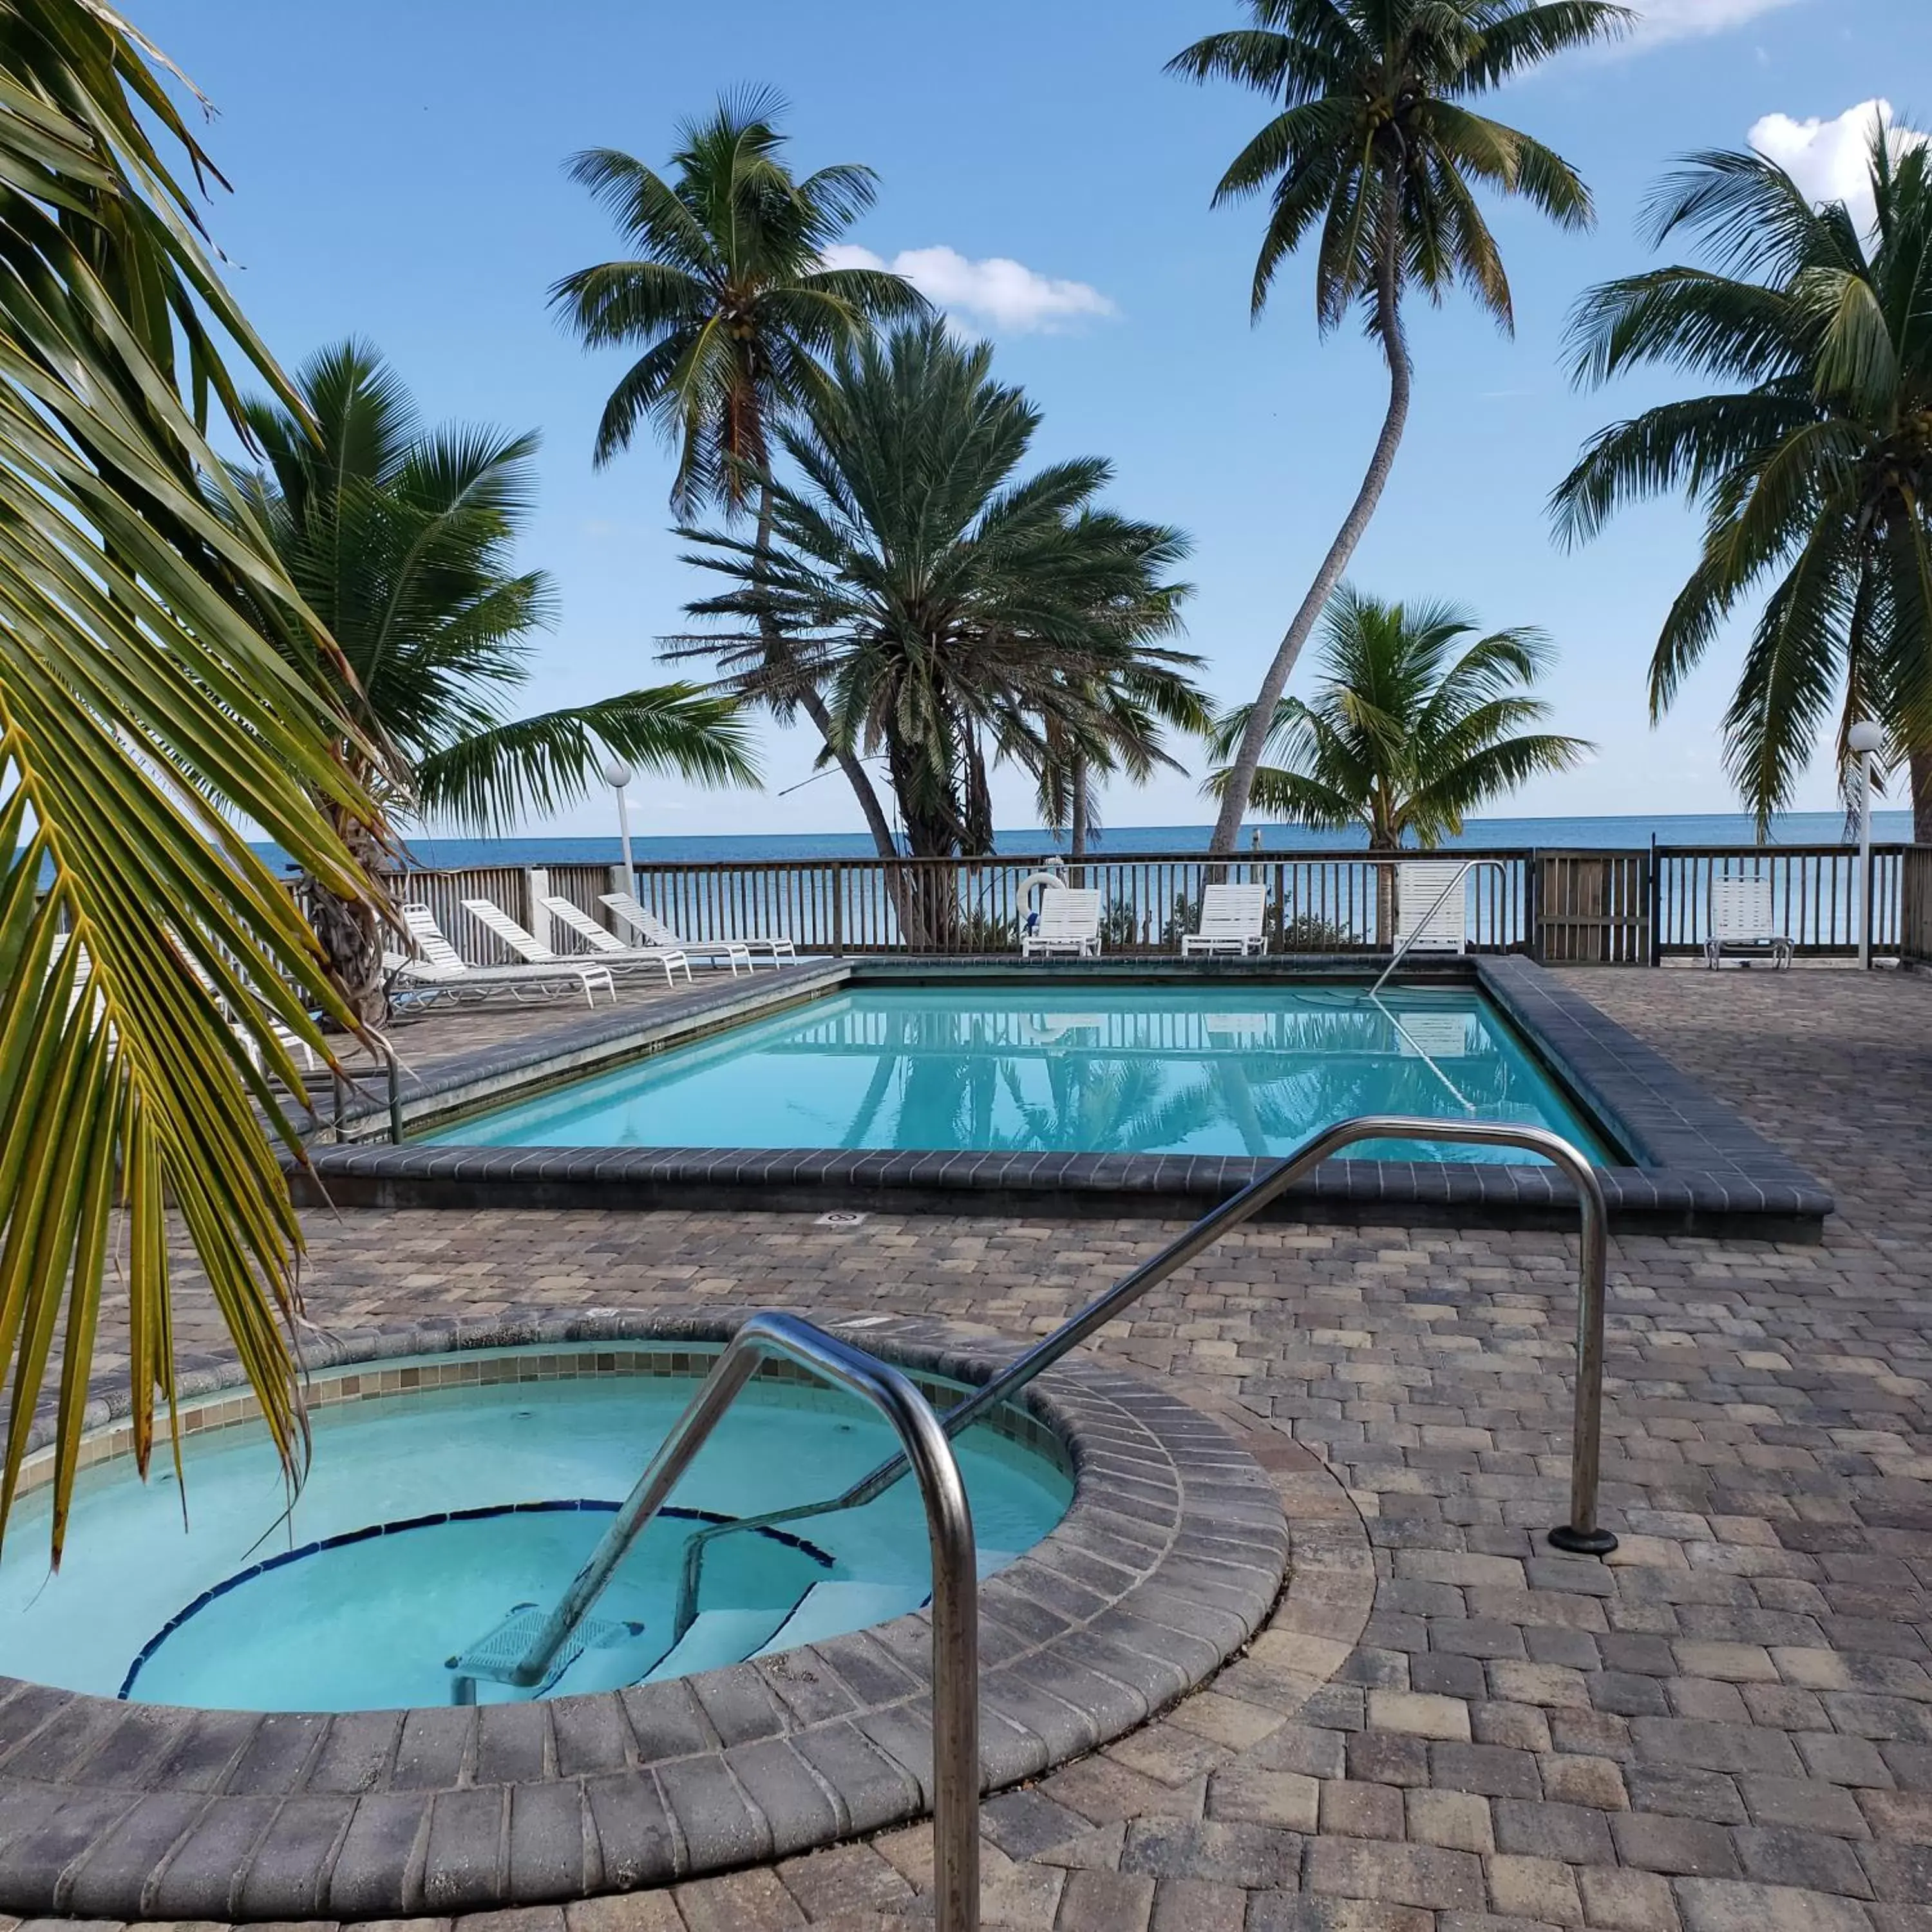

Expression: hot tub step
xmin=757 ymin=1578 xmax=931 ymax=1656
xmin=643 ymin=1605 xmax=793 ymax=1682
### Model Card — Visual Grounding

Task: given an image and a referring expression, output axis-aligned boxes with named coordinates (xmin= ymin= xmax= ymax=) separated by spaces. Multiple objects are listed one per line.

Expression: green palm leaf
xmin=0 ymin=1 xmax=388 ymax=1560
xmin=1557 ymin=121 xmax=1932 ymax=829
xmin=1205 ymin=585 xmax=1591 ymax=848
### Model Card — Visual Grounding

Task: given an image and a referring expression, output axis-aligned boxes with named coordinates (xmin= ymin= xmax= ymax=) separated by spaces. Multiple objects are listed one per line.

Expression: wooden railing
xmin=1903 ymin=846 xmax=1932 ymax=966
xmin=373 ymin=844 xmax=1928 ymax=968
xmin=380 ymin=850 xmax=1537 ymax=960
xmin=1652 ymin=845 xmax=1906 ymax=960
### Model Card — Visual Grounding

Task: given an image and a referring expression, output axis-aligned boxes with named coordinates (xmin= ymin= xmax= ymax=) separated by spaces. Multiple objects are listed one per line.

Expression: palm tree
xmin=1167 ymin=0 xmax=1625 ymax=855
xmin=550 ymin=89 xmax=925 ymax=857
xmin=1208 ymin=586 xmax=1590 ymax=936
xmin=670 ymin=322 xmax=1205 ymax=944
xmin=0 ymin=3 xmax=390 ymax=1557
xmin=1032 ymin=658 xmax=1215 ymax=867
xmin=1551 ymin=125 xmax=1932 ymax=834
xmin=229 ymin=341 xmax=758 ymax=1019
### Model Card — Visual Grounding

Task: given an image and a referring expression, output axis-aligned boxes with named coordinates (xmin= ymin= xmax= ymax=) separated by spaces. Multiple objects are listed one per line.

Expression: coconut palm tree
xmin=670 ymin=323 xmax=1204 ymax=944
xmin=228 ymin=341 xmax=757 ymax=1019
xmin=550 ymin=89 xmax=925 ymax=857
xmin=1031 ymin=658 xmax=1215 ymax=866
xmin=0 ymin=2 xmax=390 ymax=1557
xmin=1551 ymin=124 xmax=1932 ymax=834
xmin=1167 ymin=0 xmax=1625 ymax=854
xmin=1207 ymin=585 xmax=1591 ymax=852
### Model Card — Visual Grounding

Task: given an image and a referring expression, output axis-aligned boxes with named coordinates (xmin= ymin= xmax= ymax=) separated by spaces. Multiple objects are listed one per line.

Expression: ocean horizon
xmin=342 ymin=809 xmax=1913 ymax=874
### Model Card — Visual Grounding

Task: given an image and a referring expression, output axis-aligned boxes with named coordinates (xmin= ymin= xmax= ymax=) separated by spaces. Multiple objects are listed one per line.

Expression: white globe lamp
xmin=603 ymin=759 xmax=636 ymax=882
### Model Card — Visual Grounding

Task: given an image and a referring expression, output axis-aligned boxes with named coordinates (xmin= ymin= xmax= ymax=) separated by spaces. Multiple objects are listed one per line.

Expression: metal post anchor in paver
xmin=671 ymin=1116 xmax=1619 ymax=1640
xmin=449 ymin=1310 xmax=983 ymax=1932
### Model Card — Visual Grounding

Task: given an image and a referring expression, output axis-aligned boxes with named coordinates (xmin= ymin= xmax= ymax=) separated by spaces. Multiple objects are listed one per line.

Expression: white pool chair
xmin=1393 ymin=860 xmax=1471 ymax=956
xmin=398 ymin=903 xmax=614 ymax=1007
xmin=1021 ymin=887 xmax=1103 ymax=959
xmin=1182 ymin=884 xmax=1269 ymax=958
xmin=539 ymin=895 xmax=693 ymax=986
xmin=1704 ymin=876 xmax=1793 ymax=969
xmin=600 ymin=891 xmax=765 ymax=974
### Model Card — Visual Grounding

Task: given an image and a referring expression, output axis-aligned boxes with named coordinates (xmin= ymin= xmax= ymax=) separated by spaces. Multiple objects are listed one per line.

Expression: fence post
xmin=832 ymin=862 xmax=845 ymax=955
xmin=523 ymin=867 xmax=549 ymax=950
xmin=1526 ymin=850 xmax=1544 ymax=962
xmin=1646 ymin=838 xmax=1660 ymax=967
xmin=604 ymin=865 xmax=627 ymax=933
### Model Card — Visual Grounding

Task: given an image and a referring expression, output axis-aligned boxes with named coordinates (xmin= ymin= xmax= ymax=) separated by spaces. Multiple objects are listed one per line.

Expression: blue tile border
xmin=298 ymin=956 xmax=1832 ymax=1239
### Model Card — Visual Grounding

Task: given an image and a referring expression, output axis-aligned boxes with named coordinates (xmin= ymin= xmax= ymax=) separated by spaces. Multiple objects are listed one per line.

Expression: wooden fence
xmin=1904 ymin=846 xmax=1932 ymax=966
xmin=372 ymin=844 xmax=1927 ymax=969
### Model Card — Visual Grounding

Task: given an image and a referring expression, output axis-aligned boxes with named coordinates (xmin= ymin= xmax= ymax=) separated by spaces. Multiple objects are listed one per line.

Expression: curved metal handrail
xmin=672 ymin=1114 xmax=1616 ymax=1643
xmin=449 ymin=1311 xmax=980 ymax=1932
xmin=1368 ymin=858 xmax=1512 ymax=996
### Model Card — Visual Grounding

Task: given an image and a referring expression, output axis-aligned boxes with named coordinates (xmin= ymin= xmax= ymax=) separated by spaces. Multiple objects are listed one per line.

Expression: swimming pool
xmin=430 ymin=982 xmax=1615 ymax=1164
xmin=0 ymin=1347 xmax=1072 ymax=1711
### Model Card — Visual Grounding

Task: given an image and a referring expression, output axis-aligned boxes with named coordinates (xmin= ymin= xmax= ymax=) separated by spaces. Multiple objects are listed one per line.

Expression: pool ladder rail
xmin=450 ymin=1116 xmax=1616 ymax=1932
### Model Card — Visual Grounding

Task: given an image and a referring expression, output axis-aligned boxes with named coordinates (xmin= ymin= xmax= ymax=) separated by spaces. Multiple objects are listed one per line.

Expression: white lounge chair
xmin=600 ymin=892 xmax=768 ymax=974
xmin=1021 ymin=887 xmax=1103 ymax=959
xmin=540 ymin=895 xmax=693 ymax=986
xmin=1182 ymin=884 xmax=1269 ymax=958
xmin=1393 ymin=860 xmax=1470 ymax=956
xmin=1704 ymin=876 xmax=1792 ymax=969
xmin=397 ymin=903 xmax=614 ymax=1007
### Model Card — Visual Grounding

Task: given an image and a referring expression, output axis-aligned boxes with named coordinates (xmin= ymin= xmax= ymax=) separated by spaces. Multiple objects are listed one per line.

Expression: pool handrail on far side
xmin=667 ymin=1115 xmax=1616 ymax=1647
xmin=1368 ymin=858 xmax=1512 ymax=996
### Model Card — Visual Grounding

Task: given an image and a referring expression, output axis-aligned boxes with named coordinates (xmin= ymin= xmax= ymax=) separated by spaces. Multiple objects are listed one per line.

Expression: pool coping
xmin=296 ymin=955 xmax=1832 ymax=1239
xmin=0 ymin=1311 xmax=1290 ymax=1920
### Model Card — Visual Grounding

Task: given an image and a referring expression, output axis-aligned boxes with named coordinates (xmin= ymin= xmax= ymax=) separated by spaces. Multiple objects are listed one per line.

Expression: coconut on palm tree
xmin=1207 ymin=587 xmax=1591 ymax=913
xmin=0 ymin=2 xmax=393 ymax=1555
xmin=229 ymin=342 xmax=759 ymax=1019
xmin=671 ymin=323 xmax=1206 ymax=944
xmin=1168 ymin=0 xmax=1625 ymax=855
xmin=1553 ymin=122 xmax=1932 ymax=834
xmin=551 ymin=90 xmax=925 ymax=856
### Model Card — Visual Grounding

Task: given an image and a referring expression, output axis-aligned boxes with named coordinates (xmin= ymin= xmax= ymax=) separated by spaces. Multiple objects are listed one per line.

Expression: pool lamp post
xmin=1849 ymin=719 xmax=1884 ymax=970
xmin=603 ymin=758 xmax=636 ymax=884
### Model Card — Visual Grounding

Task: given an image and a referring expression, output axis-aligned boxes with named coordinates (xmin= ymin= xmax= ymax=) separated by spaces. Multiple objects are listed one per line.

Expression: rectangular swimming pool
xmin=428 ymin=981 xmax=1617 ymax=1166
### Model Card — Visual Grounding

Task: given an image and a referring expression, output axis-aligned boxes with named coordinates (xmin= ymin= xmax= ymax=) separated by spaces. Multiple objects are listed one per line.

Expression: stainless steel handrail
xmin=1368 ymin=858 xmax=1511 ymax=996
xmin=672 ymin=1114 xmax=1616 ymax=1642
xmin=449 ymin=1311 xmax=981 ymax=1932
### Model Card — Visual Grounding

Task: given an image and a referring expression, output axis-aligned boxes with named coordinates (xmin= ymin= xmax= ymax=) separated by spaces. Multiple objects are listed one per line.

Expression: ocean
xmin=357 ymin=810 xmax=1912 ymax=873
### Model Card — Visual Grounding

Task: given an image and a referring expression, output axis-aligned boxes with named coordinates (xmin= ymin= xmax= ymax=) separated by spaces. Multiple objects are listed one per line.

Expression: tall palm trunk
xmin=1068 ymin=752 xmax=1090 ymax=886
xmin=1209 ymin=165 xmax=1413 ymax=856
xmin=305 ymin=791 xmax=392 ymax=1026
xmin=1914 ymin=749 xmax=1932 ymax=844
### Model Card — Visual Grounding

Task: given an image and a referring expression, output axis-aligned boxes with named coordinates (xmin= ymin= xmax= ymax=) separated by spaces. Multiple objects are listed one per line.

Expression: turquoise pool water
xmin=432 ymin=983 xmax=1615 ymax=1165
xmin=0 ymin=1354 xmax=1071 ymax=1710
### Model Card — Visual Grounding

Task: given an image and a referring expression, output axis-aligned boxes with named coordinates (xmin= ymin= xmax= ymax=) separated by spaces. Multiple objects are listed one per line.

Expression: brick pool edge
xmin=0 ymin=1309 xmax=1292 ymax=1920
xmin=299 ymin=956 xmax=1833 ymax=1240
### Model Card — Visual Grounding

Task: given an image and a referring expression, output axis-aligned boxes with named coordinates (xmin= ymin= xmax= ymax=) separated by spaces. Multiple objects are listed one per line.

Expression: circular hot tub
xmin=0 ymin=1312 xmax=1289 ymax=1920
xmin=2 ymin=1343 xmax=1072 ymax=1712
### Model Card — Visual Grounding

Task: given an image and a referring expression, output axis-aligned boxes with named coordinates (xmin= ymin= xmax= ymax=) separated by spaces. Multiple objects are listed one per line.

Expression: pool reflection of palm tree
xmin=829 ymin=998 xmax=1526 ymax=1157
xmin=994 ymin=1057 xmax=1226 ymax=1157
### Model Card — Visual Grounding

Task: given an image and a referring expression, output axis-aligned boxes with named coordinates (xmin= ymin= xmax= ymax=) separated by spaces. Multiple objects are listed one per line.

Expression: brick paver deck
xmin=9 ymin=967 xmax=1932 ymax=1931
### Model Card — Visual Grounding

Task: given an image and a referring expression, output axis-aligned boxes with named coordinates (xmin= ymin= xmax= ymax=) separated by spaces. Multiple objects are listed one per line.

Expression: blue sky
xmin=146 ymin=0 xmax=1929 ymax=838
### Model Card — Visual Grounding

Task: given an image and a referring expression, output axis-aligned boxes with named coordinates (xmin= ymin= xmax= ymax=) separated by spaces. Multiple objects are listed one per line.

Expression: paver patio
xmin=5 ymin=965 xmax=1930 ymax=1931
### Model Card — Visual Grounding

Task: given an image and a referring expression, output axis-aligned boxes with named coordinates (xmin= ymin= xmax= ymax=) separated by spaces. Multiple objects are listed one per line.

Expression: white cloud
xmin=1625 ymin=0 xmax=1808 ymax=46
xmin=1748 ymin=99 xmax=1928 ymax=236
xmin=822 ymin=243 xmax=1115 ymax=335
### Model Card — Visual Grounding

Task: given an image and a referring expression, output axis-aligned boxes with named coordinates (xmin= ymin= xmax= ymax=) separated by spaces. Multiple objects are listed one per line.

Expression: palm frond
xmin=0 ymin=0 xmax=388 ymax=1560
